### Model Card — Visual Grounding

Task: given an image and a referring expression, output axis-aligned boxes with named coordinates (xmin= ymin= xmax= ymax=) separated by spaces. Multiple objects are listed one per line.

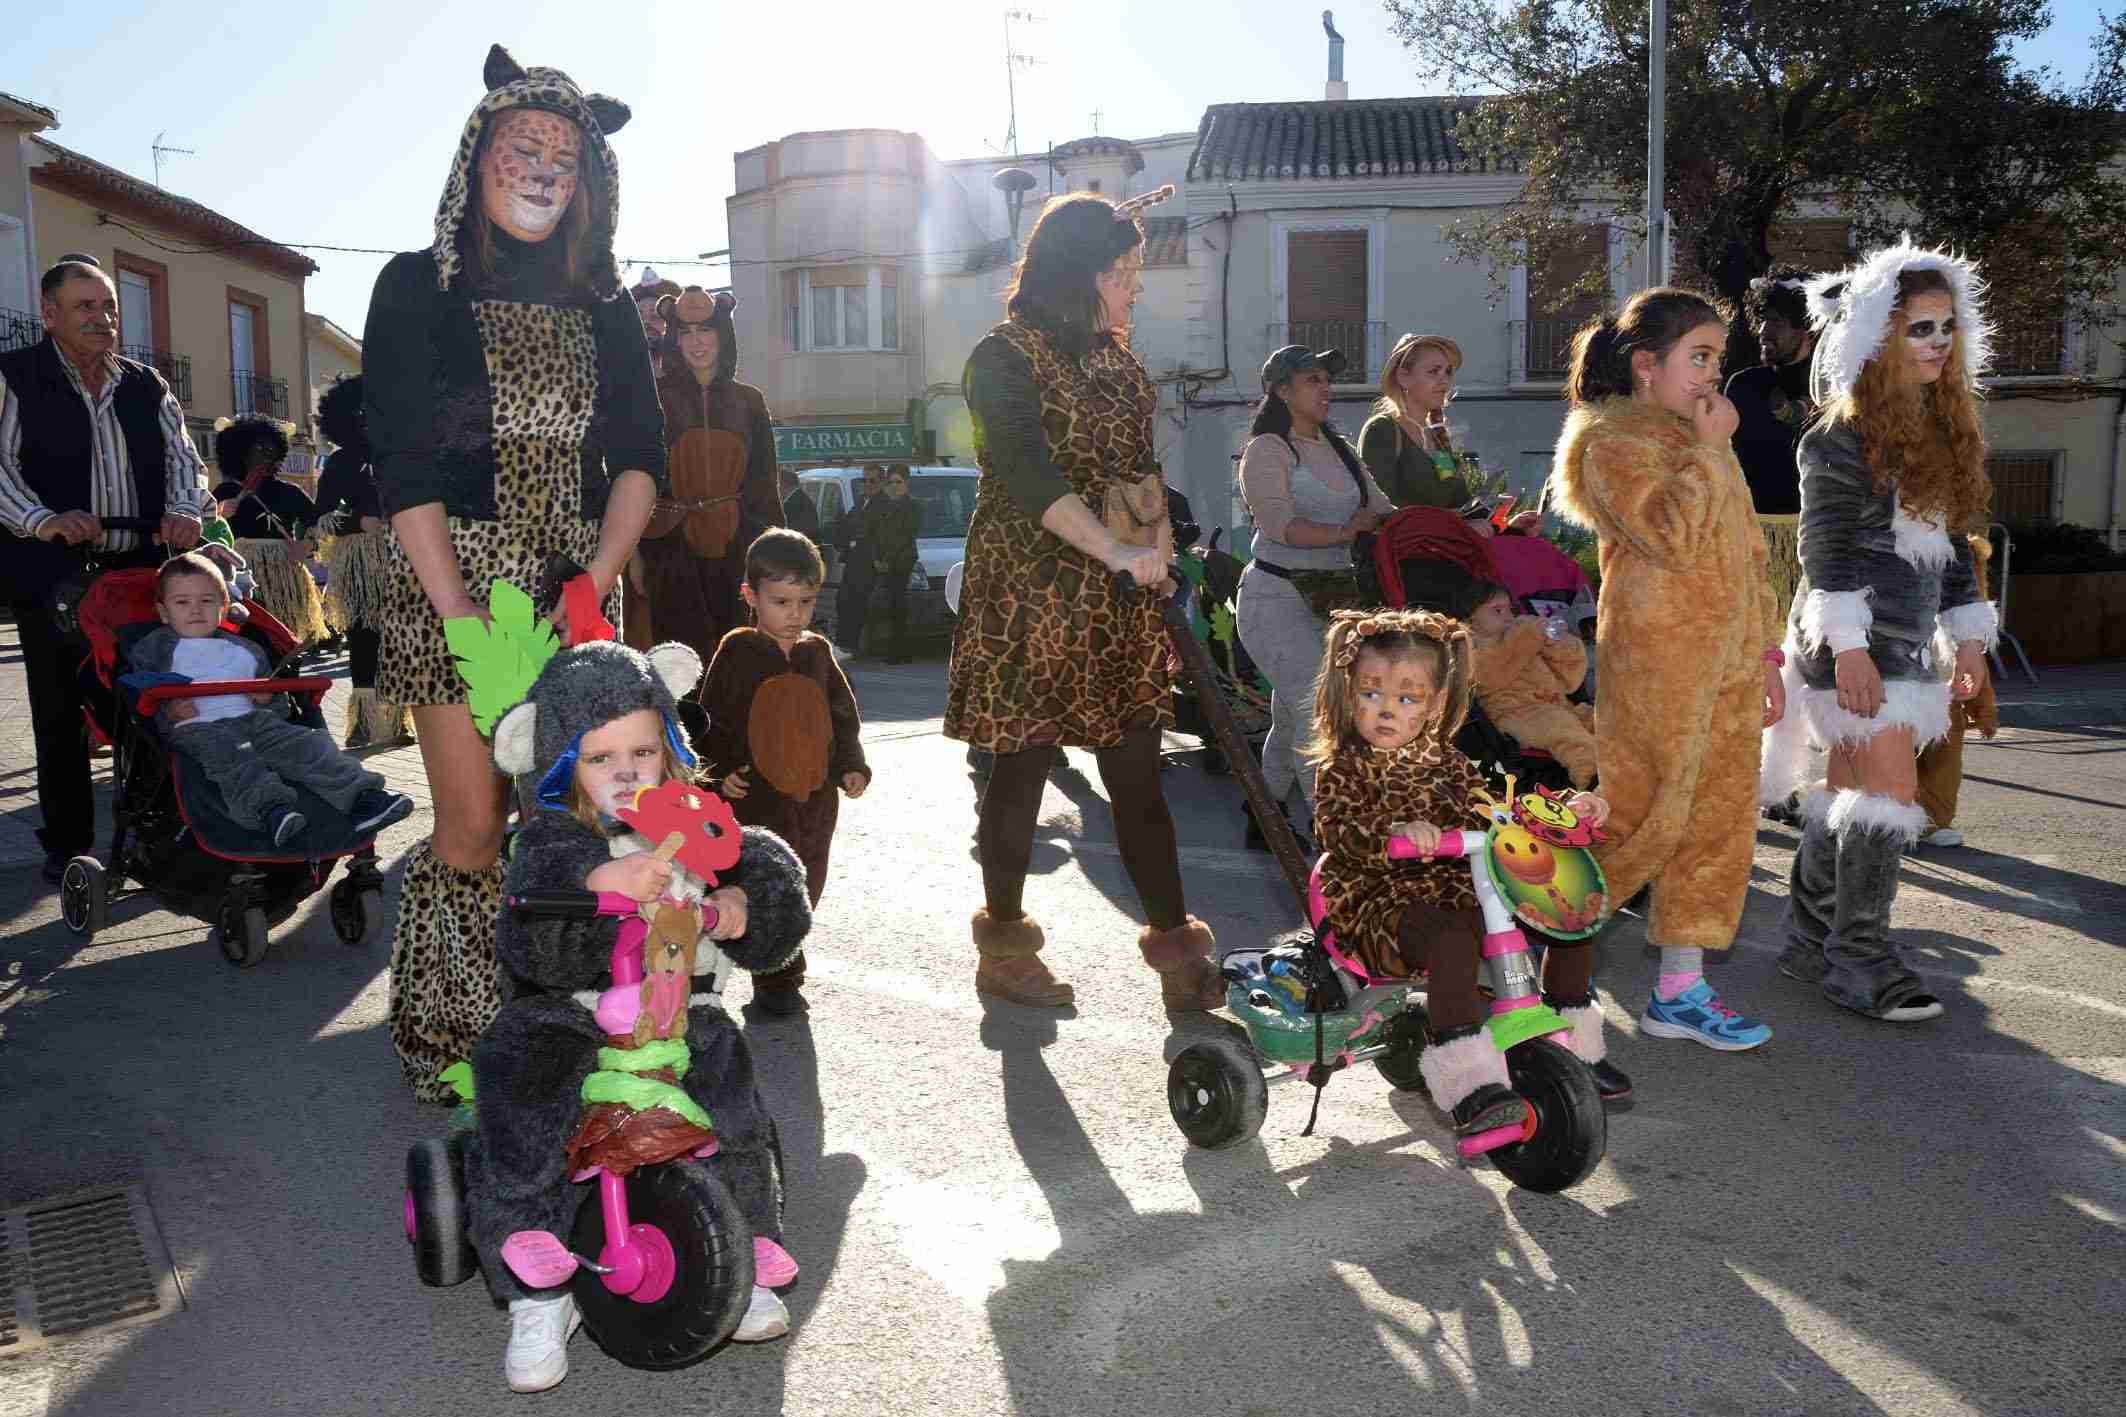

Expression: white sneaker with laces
xmin=505 ymin=1294 xmax=581 ymax=1393
xmin=732 ymin=1284 xmax=790 ymax=1342
xmin=1919 ymin=826 xmax=1964 ymax=848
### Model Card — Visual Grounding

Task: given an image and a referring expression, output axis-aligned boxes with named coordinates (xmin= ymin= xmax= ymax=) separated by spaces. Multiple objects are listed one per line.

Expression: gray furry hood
xmin=430 ymin=43 xmax=631 ymax=299
xmin=492 ymin=640 xmax=702 ymax=807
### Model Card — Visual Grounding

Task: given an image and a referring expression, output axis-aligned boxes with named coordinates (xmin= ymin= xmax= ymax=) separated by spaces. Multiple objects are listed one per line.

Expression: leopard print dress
xmin=374 ymin=298 xmax=616 ymax=709
xmin=1313 ymin=738 xmax=1487 ymax=978
xmin=382 ymin=298 xmax=617 ymax=1103
xmin=946 ymin=321 xmax=1172 ymax=753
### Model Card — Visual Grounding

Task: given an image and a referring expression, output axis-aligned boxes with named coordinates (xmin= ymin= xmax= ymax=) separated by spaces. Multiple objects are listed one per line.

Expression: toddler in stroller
xmin=1355 ymin=506 xmax=1578 ymax=794
xmin=57 ymin=552 xmax=409 ymax=967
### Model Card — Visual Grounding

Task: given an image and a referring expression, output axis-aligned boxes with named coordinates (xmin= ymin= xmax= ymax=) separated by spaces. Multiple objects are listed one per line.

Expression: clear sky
xmin=4 ymin=1 xmax=2112 ymax=333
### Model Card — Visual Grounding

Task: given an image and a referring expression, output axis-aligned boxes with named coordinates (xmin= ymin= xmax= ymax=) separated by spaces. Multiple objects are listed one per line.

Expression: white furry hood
xmin=1806 ymin=235 xmax=1992 ymax=406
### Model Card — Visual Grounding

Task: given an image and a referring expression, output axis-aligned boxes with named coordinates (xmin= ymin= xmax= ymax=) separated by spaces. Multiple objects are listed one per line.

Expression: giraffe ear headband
xmin=1330 ymin=608 xmax=1470 ymax=670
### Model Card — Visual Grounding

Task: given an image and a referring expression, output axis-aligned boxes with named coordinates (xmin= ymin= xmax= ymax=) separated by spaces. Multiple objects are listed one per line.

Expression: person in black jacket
xmin=833 ymin=463 xmax=882 ymax=653
xmin=1725 ymin=265 xmax=1819 ymax=515
xmin=364 ymin=44 xmax=666 ymax=1103
xmin=0 ymin=254 xmax=209 ymax=881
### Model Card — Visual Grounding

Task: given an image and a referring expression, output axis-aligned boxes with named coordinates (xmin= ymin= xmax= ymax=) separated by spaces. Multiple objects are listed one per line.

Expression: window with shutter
xmin=1526 ymin=225 xmax=1606 ymax=378
xmin=1286 ymin=230 xmax=1368 ymax=359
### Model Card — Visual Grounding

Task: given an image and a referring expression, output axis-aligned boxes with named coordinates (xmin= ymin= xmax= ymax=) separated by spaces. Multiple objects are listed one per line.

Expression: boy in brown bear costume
xmin=697 ymin=528 xmax=871 ymax=1014
xmin=1550 ymin=288 xmax=1787 ymax=1053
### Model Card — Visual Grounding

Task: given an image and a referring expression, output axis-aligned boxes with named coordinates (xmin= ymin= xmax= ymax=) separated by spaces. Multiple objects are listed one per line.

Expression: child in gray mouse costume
xmin=464 ymin=637 xmax=812 ymax=1393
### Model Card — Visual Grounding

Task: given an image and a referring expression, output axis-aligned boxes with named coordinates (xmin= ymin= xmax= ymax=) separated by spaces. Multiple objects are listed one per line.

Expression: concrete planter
xmin=2004 ymin=570 xmax=2126 ymax=662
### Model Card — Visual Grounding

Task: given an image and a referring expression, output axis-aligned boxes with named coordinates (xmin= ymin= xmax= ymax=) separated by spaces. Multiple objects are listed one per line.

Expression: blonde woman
xmin=1359 ymin=333 xmax=1473 ymax=508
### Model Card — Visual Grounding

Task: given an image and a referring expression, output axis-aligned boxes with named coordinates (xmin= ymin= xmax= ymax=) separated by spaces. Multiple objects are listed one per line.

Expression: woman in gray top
xmin=1765 ymin=240 xmax=1998 ymax=1024
xmin=1235 ymin=345 xmax=1389 ymax=847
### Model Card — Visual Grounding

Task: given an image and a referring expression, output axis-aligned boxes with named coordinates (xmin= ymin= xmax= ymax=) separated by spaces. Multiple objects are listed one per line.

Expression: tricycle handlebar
xmin=1387 ymin=829 xmax=1483 ymax=861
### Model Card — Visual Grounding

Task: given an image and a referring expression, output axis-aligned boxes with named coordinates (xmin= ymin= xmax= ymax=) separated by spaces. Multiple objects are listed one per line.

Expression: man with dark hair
xmin=0 ymin=255 xmax=209 ymax=880
xmin=1725 ymin=264 xmax=1820 ymax=514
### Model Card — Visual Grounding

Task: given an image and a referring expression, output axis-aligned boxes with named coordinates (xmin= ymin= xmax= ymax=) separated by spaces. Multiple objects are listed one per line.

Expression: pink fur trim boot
xmin=1417 ymin=1025 xmax=1528 ymax=1138
xmin=973 ymin=910 xmax=1074 ymax=1008
xmin=1139 ymin=917 xmax=1224 ymax=1012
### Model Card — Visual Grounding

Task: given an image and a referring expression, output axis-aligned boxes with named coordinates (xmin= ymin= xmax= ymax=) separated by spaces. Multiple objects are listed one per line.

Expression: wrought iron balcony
xmin=231 ymin=370 xmax=288 ymax=420
xmin=1 ymin=308 xmax=40 ymax=354
xmin=122 ymin=346 xmax=193 ymax=404
xmin=1264 ymin=321 xmax=1386 ymax=383
xmin=1991 ymin=318 xmax=2068 ymax=377
xmin=1514 ymin=317 xmax=1583 ymax=382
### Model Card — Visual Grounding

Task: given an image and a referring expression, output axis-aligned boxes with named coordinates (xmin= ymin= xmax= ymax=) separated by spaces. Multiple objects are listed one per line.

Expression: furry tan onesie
xmin=1550 ymin=398 xmax=1779 ymax=948
xmin=1473 ymin=621 xmax=1598 ymax=787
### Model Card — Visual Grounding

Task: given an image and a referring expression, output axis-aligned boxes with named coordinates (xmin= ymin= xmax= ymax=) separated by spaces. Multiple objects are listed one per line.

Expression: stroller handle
xmin=96 ymin=516 xmax=163 ymax=533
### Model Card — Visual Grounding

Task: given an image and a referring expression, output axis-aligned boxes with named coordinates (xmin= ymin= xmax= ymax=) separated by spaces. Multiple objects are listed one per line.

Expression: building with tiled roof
xmin=725 ymin=12 xmax=2124 ymax=549
xmin=1188 ymin=97 xmax=1512 ymax=181
xmin=4 ymin=96 xmax=320 ymax=447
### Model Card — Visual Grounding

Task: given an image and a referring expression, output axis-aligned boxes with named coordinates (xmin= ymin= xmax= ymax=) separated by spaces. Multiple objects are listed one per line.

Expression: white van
xmin=796 ymin=465 xmax=980 ymax=644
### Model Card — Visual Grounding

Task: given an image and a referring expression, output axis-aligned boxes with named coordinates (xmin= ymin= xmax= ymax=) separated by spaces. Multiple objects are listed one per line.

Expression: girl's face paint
xmin=479 ymin=110 xmax=583 ymax=243
xmin=1895 ymin=290 xmax=1957 ymax=386
xmin=675 ymin=321 xmax=720 ymax=376
xmin=575 ymin=708 xmax=667 ymax=818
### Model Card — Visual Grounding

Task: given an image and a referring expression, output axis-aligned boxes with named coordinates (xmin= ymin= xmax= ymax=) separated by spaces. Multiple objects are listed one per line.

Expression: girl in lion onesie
xmin=1550 ymin=289 xmax=1788 ymax=1053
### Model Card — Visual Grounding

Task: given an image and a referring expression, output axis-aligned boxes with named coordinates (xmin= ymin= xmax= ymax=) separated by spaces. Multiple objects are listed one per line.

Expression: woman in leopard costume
xmin=948 ymin=191 xmax=1222 ymax=1013
xmin=363 ymin=44 xmax=665 ymax=1101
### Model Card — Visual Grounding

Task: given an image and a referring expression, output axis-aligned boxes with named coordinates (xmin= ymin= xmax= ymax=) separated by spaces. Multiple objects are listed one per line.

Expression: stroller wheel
xmin=1167 ymin=1037 xmax=1269 ymax=1150
xmin=329 ymin=879 xmax=371 ymax=945
xmin=60 ymin=857 xmax=108 ymax=937
xmin=214 ymin=902 xmax=271 ymax=969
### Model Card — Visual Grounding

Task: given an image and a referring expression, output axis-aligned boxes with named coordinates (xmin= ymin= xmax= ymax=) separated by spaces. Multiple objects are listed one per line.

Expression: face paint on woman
xmin=479 ymin=110 xmax=582 ymax=241
xmin=1895 ymin=290 xmax=1957 ymax=385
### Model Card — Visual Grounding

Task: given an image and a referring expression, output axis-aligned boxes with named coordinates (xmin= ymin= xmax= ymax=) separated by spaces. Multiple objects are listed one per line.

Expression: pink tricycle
xmin=404 ymin=888 xmax=758 ymax=1369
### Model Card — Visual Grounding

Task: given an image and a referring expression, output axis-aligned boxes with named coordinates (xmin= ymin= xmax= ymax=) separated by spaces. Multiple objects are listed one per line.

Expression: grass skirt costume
xmin=320 ymin=528 xmax=415 ymax=744
xmin=468 ymin=640 xmax=811 ymax=1303
xmin=367 ymin=46 xmax=664 ymax=1101
xmin=1760 ymin=239 xmax=2000 ymax=1018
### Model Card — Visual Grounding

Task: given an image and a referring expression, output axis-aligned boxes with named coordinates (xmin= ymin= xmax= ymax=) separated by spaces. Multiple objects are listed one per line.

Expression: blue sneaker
xmin=1639 ymin=979 xmax=1772 ymax=1051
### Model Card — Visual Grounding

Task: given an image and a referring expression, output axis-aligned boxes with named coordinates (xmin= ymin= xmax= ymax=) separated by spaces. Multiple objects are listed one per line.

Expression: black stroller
xmin=58 ymin=552 xmax=389 ymax=967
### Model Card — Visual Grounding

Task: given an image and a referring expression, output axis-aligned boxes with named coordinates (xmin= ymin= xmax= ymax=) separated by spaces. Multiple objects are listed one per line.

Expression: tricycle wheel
xmin=407 ymin=1134 xmax=478 ymax=1287
xmin=1167 ymin=1037 xmax=1268 ymax=1150
xmin=60 ymin=856 xmax=108 ymax=937
xmin=1487 ymin=1038 xmax=1605 ymax=1194
xmin=571 ymin=1160 xmax=755 ymax=1369
xmin=329 ymin=878 xmax=370 ymax=945
xmin=213 ymin=901 xmax=270 ymax=968
xmin=1372 ymin=1003 xmax=1430 ymax=1093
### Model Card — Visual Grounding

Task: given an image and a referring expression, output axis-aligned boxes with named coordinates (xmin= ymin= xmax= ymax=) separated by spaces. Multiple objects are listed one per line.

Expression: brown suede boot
xmin=1139 ymin=917 xmax=1224 ymax=1012
xmin=973 ymin=909 xmax=1074 ymax=1007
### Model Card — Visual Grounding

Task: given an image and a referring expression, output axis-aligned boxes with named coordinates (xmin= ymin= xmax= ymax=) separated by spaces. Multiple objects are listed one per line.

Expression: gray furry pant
xmin=467 ymin=997 xmax=784 ymax=1304
xmin=169 ymin=709 xmax=382 ymax=827
xmin=1235 ymin=566 xmax=1327 ymax=812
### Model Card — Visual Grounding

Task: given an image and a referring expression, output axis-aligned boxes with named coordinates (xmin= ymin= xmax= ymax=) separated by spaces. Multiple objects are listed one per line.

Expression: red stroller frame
xmin=57 ymin=562 xmax=388 ymax=967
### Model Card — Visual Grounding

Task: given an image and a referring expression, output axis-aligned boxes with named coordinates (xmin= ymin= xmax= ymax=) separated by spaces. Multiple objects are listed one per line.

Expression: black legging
xmin=348 ymin=624 xmax=380 ymax=690
xmin=977 ymin=724 xmax=1185 ymax=930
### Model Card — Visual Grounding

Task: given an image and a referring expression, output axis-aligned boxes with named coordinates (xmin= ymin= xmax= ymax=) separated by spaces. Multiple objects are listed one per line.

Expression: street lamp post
xmin=1646 ymin=0 xmax=1668 ymax=288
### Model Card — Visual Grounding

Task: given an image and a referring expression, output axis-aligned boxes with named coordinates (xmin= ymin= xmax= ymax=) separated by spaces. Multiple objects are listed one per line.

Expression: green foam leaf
xmin=445 ymin=580 xmax=561 ymax=735
xmin=579 ymin=1070 xmax=713 ymax=1131
xmin=439 ymin=1060 xmax=476 ymax=1104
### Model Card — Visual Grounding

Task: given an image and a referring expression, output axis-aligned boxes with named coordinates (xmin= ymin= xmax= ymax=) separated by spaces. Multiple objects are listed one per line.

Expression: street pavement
xmin=1 ymin=621 xmax=2122 ymax=1416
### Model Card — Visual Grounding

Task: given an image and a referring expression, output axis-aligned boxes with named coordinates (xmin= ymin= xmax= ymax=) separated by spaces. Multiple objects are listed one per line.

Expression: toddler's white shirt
xmin=169 ymin=637 xmax=260 ymax=725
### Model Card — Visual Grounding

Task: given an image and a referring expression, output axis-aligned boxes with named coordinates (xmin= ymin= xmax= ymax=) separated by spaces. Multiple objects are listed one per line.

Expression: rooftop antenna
xmin=1001 ymin=9 xmax=1044 ymax=158
xmin=152 ymin=130 xmax=195 ymax=189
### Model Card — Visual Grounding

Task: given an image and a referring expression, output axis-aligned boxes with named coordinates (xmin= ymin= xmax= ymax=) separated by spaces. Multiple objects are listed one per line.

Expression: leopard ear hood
xmin=431 ymin=43 xmax=632 ymax=299
xmin=495 ymin=640 xmax=704 ymax=809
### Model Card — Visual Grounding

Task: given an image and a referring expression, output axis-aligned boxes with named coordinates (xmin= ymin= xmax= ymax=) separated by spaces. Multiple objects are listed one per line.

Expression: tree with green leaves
xmin=1387 ymin=0 xmax=2126 ymax=363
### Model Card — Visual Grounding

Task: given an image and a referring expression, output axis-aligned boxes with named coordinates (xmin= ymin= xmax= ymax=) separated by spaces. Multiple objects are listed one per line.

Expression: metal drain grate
xmin=1 ymin=1187 xmax=181 ymax=1351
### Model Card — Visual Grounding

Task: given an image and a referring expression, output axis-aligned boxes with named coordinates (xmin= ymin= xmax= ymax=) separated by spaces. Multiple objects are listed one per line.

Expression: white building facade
xmin=727 ymin=86 xmax=2126 ymax=545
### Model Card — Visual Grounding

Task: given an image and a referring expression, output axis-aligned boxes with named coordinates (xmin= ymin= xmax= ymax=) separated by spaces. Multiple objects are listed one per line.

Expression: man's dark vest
xmin=0 ymin=337 xmax=172 ymax=600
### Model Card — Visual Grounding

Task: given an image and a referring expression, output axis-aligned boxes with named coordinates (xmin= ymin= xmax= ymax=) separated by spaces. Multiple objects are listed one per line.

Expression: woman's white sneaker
xmin=732 ymin=1284 xmax=790 ymax=1342
xmin=505 ymin=1294 xmax=581 ymax=1392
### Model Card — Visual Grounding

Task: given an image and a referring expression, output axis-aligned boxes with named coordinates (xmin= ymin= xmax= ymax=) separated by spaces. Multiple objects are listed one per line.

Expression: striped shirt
xmin=0 ymin=345 xmax=209 ymax=553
